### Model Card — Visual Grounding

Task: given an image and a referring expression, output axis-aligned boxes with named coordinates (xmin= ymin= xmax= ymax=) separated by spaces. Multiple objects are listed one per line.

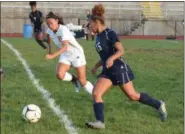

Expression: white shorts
xmin=58 ymin=48 xmax=86 ymax=68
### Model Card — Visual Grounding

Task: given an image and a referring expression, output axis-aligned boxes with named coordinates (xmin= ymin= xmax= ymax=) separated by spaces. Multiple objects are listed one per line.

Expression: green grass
xmin=1 ymin=38 xmax=184 ymax=134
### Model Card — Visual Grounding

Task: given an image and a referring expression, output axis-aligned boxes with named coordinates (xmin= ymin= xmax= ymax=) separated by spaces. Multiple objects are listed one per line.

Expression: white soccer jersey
xmin=47 ymin=24 xmax=86 ymax=67
xmin=47 ymin=24 xmax=83 ymax=55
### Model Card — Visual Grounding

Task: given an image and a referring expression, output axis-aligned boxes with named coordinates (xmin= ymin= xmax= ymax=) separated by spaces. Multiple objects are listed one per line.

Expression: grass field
xmin=1 ymin=38 xmax=184 ymax=134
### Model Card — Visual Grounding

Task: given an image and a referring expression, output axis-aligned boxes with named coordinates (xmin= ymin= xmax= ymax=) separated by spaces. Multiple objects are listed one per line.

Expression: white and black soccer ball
xmin=22 ymin=104 xmax=41 ymax=123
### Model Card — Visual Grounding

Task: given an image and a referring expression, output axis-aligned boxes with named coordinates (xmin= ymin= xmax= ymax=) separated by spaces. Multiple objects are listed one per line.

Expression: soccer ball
xmin=22 ymin=104 xmax=41 ymax=123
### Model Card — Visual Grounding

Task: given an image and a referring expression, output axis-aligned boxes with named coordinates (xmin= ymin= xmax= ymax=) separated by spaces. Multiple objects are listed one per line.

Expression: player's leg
xmin=57 ymin=62 xmax=80 ymax=87
xmin=34 ymin=31 xmax=47 ymax=50
xmin=86 ymin=28 xmax=89 ymax=41
xmin=86 ymin=77 xmax=112 ymax=129
xmin=119 ymin=78 xmax=167 ymax=121
xmin=35 ymin=39 xmax=47 ymax=49
xmin=72 ymin=49 xmax=93 ymax=94
xmin=74 ymin=65 xmax=93 ymax=94
xmin=85 ymin=31 xmax=89 ymax=41
xmin=56 ymin=63 xmax=71 ymax=81
xmin=42 ymin=33 xmax=49 ymax=42
xmin=91 ymin=32 xmax=95 ymax=41
xmin=57 ymin=55 xmax=79 ymax=89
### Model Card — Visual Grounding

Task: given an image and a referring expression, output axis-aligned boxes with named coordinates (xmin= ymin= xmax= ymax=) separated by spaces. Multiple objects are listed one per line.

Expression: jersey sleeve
xmin=29 ymin=13 xmax=34 ymax=23
xmin=108 ymin=30 xmax=120 ymax=45
xmin=60 ymin=26 xmax=71 ymax=41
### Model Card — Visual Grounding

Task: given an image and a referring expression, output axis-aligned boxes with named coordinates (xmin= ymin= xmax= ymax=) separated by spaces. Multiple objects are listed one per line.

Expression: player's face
xmin=47 ymin=18 xmax=59 ymax=31
xmin=90 ymin=21 xmax=98 ymax=33
xmin=31 ymin=6 xmax=36 ymax=12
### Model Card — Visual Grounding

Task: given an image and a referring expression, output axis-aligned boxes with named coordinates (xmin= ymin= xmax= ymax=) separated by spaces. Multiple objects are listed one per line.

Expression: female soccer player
xmin=85 ymin=4 xmax=167 ymax=129
xmin=45 ymin=12 xmax=93 ymax=94
xmin=29 ymin=1 xmax=47 ymax=50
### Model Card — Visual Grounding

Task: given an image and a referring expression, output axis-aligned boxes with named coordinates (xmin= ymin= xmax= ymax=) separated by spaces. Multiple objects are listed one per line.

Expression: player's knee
xmin=93 ymin=91 xmax=102 ymax=101
xmin=128 ymin=93 xmax=140 ymax=101
xmin=35 ymin=33 xmax=44 ymax=40
xmin=56 ymin=73 xmax=65 ymax=80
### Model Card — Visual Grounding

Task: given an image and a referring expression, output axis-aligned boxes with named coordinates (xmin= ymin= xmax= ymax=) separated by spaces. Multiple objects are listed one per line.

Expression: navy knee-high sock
xmin=35 ymin=39 xmax=47 ymax=49
xmin=139 ymin=93 xmax=161 ymax=109
xmin=93 ymin=102 xmax=104 ymax=122
xmin=86 ymin=34 xmax=89 ymax=41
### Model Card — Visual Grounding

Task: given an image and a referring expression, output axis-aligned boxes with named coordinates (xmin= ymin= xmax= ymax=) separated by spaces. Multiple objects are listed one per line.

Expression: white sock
xmin=83 ymin=81 xmax=93 ymax=95
xmin=62 ymin=72 xmax=72 ymax=81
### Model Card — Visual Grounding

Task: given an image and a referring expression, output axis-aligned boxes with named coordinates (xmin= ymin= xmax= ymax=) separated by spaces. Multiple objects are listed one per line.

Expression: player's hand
xmin=91 ymin=66 xmax=97 ymax=74
xmin=106 ymin=58 xmax=114 ymax=68
xmin=45 ymin=54 xmax=55 ymax=60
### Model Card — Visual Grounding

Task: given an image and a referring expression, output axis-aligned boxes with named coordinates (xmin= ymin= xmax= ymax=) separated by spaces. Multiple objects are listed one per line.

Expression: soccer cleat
xmin=85 ymin=120 xmax=105 ymax=129
xmin=158 ymin=100 xmax=167 ymax=121
xmin=71 ymin=75 xmax=81 ymax=92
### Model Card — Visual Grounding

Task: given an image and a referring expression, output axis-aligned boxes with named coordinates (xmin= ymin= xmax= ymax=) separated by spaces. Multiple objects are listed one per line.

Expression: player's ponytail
xmin=46 ymin=12 xmax=65 ymax=25
xmin=57 ymin=14 xmax=64 ymax=25
xmin=91 ymin=4 xmax=105 ymax=24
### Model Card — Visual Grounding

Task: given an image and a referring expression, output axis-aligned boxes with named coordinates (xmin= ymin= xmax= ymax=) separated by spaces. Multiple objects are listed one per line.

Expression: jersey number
xmin=96 ymin=42 xmax=102 ymax=52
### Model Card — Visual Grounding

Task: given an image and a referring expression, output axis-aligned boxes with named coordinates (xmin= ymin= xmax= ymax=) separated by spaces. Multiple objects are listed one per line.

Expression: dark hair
xmin=29 ymin=1 xmax=36 ymax=6
xmin=46 ymin=12 xmax=65 ymax=25
xmin=91 ymin=4 xmax=105 ymax=24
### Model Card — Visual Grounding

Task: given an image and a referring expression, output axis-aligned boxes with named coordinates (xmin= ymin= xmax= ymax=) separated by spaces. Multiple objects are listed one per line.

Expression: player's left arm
xmin=39 ymin=11 xmax=44 ymax=24
xmin=106 ymin=31 xmax=124 ymax=68
xmin=109 ymin=42 xmax=124 ymax=61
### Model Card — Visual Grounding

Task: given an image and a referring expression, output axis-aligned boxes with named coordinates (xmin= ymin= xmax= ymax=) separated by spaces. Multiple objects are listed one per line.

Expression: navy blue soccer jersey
xmin=96 ymin=28 xmax=135 ymax=85
xmin=96 ymin=28 xmax=120 ymax=62
xmin=95 ymin=28 xmax=122 ymax=66
xmin=29 ymin=10 xmax=43 ymax=32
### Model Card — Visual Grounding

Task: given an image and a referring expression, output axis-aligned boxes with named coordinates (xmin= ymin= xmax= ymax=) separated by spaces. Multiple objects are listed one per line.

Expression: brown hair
xmin=29 ymin=1 xmax=36 ymax=6
xmin=46 ymin=12 xmax=64 ymax=25
xmin=91 ymin=4 xmax=105 ymax=24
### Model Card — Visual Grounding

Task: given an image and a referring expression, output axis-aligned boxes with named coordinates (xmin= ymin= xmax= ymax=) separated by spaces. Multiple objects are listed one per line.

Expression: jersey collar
xmin=97 ymin=27 xmax=108 ymax=36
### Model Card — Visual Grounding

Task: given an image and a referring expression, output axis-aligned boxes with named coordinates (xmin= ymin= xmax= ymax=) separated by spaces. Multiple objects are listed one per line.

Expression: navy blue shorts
xmin=99 ymin=62 xmax=135 ymax=85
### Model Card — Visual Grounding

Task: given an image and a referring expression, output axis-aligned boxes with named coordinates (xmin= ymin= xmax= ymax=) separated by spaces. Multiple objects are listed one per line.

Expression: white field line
xmin=165 ymin=40 xmax=183 ymax=44
xmin=155 ymin=40 xmax=183 ymax=44
xmin=1 ymin=39 xmax=78 ymax=134
xmin=166 ymin=40 xmax=180 ymax=44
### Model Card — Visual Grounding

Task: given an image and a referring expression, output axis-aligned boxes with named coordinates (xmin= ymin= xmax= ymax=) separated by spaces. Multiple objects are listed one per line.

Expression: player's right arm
xmin=91 ymin=60 xmax=103 ymax=74
xmin=46 ymin=34 xmax=52 ymax=54
xmin=29 ymin=13 xmax=35 ymax=37
xmin=29 ymin=13 xmax=34 ymax=24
